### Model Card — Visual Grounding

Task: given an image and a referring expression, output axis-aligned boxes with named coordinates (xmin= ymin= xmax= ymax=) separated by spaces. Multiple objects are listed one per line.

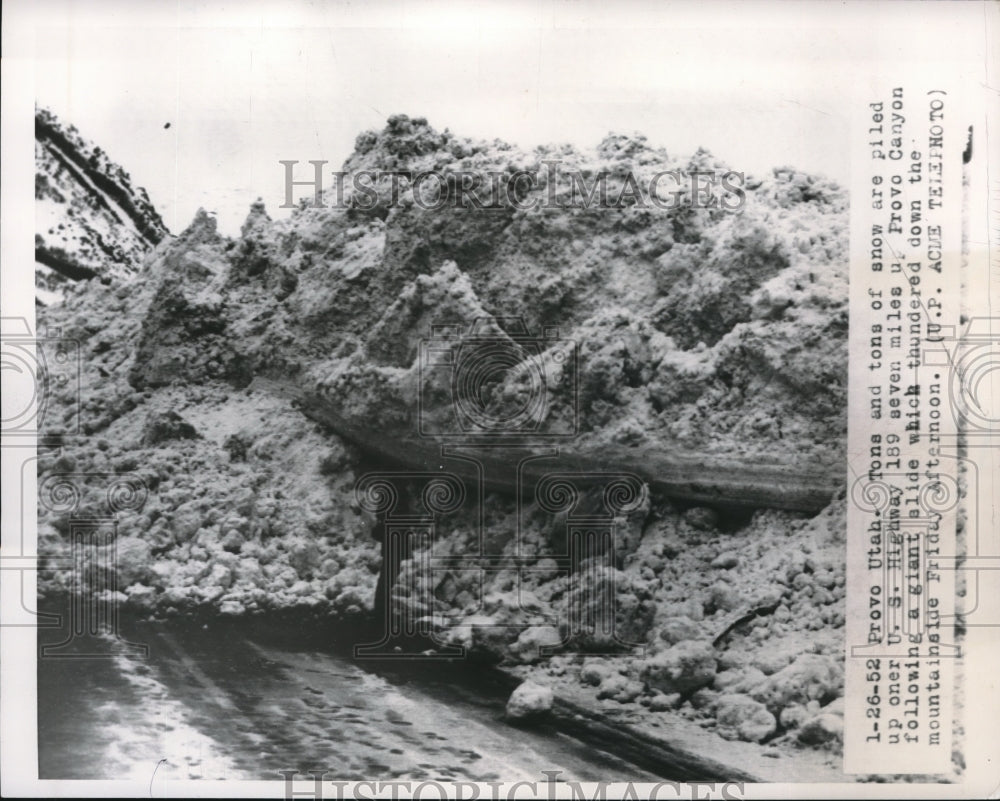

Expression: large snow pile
xmin=37 ymin=113 xmax=849 ymax=756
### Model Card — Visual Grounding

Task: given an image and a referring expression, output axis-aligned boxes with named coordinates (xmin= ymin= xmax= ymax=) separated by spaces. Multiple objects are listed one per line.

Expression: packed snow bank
xmin=37 ymin=114 xmax=848 ymax=756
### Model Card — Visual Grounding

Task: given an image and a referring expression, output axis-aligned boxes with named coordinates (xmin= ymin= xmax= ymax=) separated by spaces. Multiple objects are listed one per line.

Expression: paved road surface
xmin=38 ymin=620 xmax=660 ymax=784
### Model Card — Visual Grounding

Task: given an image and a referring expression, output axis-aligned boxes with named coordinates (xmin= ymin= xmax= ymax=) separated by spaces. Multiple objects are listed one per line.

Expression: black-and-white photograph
xmin=2 ymin=1 xmax=997 ymax=797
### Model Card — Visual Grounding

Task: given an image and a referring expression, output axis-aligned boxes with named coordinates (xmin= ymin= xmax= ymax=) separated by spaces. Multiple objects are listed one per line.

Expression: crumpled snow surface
xmin=37 ymin=113 xmax=849 ymax=754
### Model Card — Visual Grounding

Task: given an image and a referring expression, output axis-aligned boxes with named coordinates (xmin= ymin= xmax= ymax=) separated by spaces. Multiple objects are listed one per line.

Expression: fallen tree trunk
xmin=253 ymin=377 xmax=841 ymax=514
